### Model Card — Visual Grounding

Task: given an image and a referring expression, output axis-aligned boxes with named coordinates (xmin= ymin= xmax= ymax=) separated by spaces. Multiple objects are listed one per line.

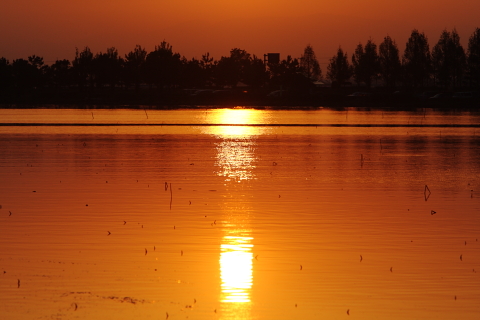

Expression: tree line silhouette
xmin=0 ymin=28 xmax=479 ymax=105
xmin=327 ymin=28 xmax=479 ymax=90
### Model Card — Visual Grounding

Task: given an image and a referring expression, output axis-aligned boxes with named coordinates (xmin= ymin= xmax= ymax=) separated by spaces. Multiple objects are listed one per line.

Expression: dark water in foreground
xmin=1 ymin=108 xmax=480 ymax=320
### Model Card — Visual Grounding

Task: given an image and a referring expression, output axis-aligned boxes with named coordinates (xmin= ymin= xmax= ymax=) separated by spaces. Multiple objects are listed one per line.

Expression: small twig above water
xmin=424 ymin=185 xmax=431 ymax=201
xmin=170 ymin=183 xmax=173 ymax=210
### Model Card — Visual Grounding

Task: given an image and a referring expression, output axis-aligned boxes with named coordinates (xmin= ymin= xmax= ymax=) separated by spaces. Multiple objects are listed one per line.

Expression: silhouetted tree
xmin=431 ymin=32 xmax=447 ymax=87
xmin=268 ymin=55 xmax=302 ymax=90
xmin=12 ymin=59 xmax=33 ymax=90
xmin=327 ymin=47 xmax=353 ymax=87
xmin=0 ymin=58 xmax=13 ymax=90
xmin=48 ymin=59 xmax=72 ymax=87
xmin=144 ymin=41 xmax=182 ymax=89
xmin=124 ymin=45 xmax=147 ymax=90
xmin=449 ymin=29 xmax=466 ymax=87
xmin=29 ymin=55 xmax=46 ymax=88
xmin=243 ymin=55 xmax=269 ymax=88
xmin=213 ymin=48 xmax=251 ymax=87
xmin=11 ymin=56 xmax=45 ymax=90
xmin=300 ymin=44 xmax=322 ymax=81
xmin=73 ymin=47 xmax=94 ymax=90
xmin=11 ymin=59 xmax=29 ymax=89
xmin=432 ymin=29 xmax=466 ymax=88
xmin=180 ymin=57 xmax=205 ymax=88
xmin=28 ymin=55 xmax=44 ymax=70
xmin=352 ymin=39 xmax=379 ymax=88
xmin=11 ymin=59 xmax=30 ymax=90
xmin=379 ymin=36 xmax=401 ymax=88
xmin=213 ymin=56 xmax=235 ymax=88
xmin=467 ymin=27 xmax=480 ymax=88
xmin=403 ymin=29 xmax=431 ymax=87
xmin=200 ymin=52 xmax=215 ymax=86
xmin=352 ymin=44 xmax=364 ymax=86
xmin=92 ymin=47 xmax=124 ymax=89
xmin=230 ymin=48 xmax=250 ymax=63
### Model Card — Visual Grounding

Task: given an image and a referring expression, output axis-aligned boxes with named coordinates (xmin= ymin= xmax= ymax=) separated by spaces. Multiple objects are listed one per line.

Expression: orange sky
xmin=1 ymin=0 xmax=479 ymax=67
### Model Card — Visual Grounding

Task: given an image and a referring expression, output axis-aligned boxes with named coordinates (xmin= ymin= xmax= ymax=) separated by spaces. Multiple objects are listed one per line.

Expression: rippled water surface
xmin=1 ymin=108 xmax=480 ymax=320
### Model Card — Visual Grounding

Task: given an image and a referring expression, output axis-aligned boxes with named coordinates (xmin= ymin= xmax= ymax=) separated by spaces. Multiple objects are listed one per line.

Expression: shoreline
xmin=2 ymin=90 xmax=479 ymax=113
xmin=1 ymin=88 xmax=479 ymax=110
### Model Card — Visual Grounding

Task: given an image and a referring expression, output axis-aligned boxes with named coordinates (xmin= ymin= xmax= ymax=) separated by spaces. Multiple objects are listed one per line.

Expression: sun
xmin=205 ymin=108 xmax=268 ymax=137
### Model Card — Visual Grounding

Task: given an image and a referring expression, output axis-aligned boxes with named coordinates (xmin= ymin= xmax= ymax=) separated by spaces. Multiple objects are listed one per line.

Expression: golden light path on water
xmin=206 ymin=109 xmax=260 ymax=319
xmin=207 ymin=108 xmax=266 ymax=182
xmin=220 ymin=235 xmax=254 ymax=303
xmin=214 ymin=139 xmax=257 ymax=182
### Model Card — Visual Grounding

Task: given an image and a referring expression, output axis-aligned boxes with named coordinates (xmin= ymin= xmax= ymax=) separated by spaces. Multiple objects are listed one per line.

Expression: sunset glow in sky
xmin=2 ymin=0 xmax=480 ymax=66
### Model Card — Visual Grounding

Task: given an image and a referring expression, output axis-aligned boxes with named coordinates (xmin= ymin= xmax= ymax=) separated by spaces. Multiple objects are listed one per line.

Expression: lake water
xmin=1 ymin=107 xmax=480 ymax=320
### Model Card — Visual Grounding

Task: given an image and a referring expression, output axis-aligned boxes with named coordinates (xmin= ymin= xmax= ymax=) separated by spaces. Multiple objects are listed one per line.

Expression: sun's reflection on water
xmin=215 ymin=139 xmax=256 ymax=182
xmin=210 ymin=109 xmax=261 ymax=319
xmin=208 ymin=109 xmax=265 ymax=182
xmin=220 ymin=235 xmax=254 ymax=303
